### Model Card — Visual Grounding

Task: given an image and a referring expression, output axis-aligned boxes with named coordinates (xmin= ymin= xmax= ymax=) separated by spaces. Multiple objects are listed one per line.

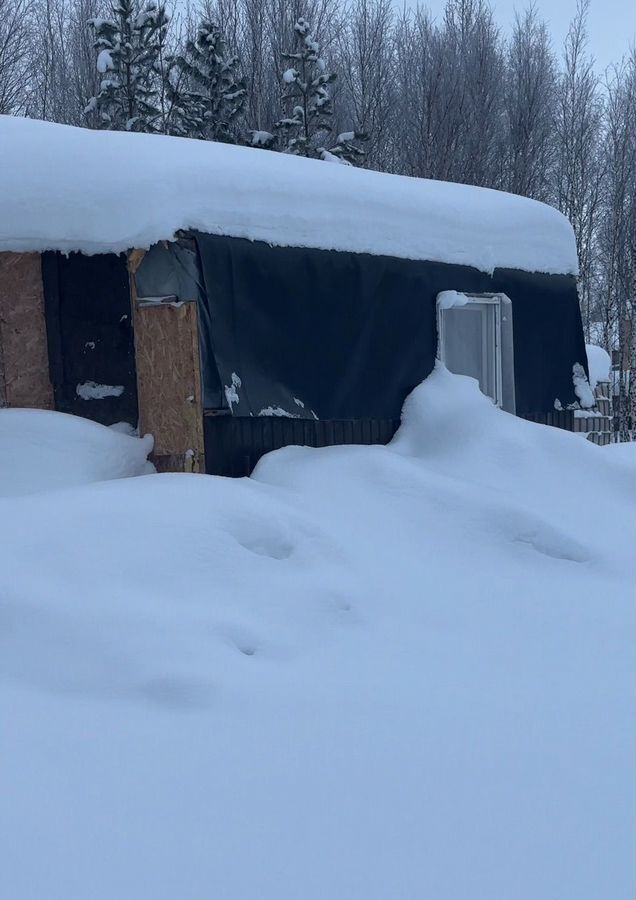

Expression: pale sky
xmin=415 ymin=0 xmax=635 ymax=72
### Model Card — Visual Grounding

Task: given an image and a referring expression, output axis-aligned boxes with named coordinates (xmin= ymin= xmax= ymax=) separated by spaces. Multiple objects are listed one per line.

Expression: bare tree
xmin=502 ymin=5 xmax=557 ymax=201
xmin=444 ymin=0 xmax=503 ymax=187
xmin=334 ymin=0 xmax=393 ymax=168
xmin=69 ymin=0 xmax=101 ymax=120
xmin=0 ymin=0 xmax=33 ymax=114
xmin=28 ymin=0 xmax=73 ymax=122
xmin=598 ymin=51 xmax=636 ymax=438
xmin=391 ymin=0 xmax=505 ymax=187
xmin=22 ymin=0 xmax=100 ymax=124
xmin=392 ymin=5 xmax=464 ymax=180
xmin=554 ymin=0 xmax=604 ymax=339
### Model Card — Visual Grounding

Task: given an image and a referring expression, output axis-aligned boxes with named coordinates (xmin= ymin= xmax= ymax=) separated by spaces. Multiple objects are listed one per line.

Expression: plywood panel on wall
xmin=0 ymin=252 xmax=54 ymax=409
xmin=0 ymin=306 xmax=6 ymax=407
xmin=133 ymin=298 xmax=205 ymax=473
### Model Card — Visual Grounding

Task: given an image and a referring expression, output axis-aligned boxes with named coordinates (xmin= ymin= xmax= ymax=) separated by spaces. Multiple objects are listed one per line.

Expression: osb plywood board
xmin=0 ymin=307 xmax=6 ymax=407
xmin=133 ymin=298 xmax=205 ymax=473
xmin=0 ymin=252 xmax=54 ymax=409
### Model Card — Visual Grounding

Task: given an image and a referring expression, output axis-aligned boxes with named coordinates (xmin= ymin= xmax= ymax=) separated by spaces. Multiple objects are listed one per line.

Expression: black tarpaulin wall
xmin=195 ymin=233 xmax=587 ymax=419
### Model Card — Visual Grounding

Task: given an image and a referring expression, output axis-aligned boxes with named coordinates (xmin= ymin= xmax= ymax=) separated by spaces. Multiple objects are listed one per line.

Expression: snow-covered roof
xmin=0 ymin=115 xmax=578 ymax=275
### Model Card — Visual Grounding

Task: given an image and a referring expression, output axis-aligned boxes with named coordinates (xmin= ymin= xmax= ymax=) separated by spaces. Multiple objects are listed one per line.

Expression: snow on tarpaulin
xmin=0 ymin=115 xmax=577 ymax=275
xmin=0 ymin=369 xmax=634 ymax=899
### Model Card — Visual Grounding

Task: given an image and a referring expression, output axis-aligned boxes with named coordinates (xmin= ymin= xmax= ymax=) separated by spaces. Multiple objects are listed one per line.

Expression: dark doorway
xmin=42 ymin=252 xmax=138 ymax=426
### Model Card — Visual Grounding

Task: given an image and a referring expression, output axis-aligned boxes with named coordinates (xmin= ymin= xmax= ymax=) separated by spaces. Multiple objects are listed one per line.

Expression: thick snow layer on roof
xmin=1 ymin=368 xmax=634 ymax=899
xmin=0 ymin=115 xmax=578 ymax=275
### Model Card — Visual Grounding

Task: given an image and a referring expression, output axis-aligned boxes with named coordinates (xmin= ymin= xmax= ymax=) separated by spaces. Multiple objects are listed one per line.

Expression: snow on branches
xmin=86 ymin=0 xmax=169 ymax=133
xmin=273 ymin=18 xmax=365 ymax=164
xmin=167 ymin=20 xmax=246 ymax=144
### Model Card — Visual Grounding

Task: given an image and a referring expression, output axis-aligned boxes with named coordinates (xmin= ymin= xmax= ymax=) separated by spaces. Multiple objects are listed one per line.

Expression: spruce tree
xmin=86 ymin=0 xmax=168 ymax=133
xmin=326 ymin=131 xmax=367 ymax=165
xmin=167 ymin=21 xmax=246 ymax=143
xmin=247 ymin=129 xmax=276 ymax=150
xmin=274 ymin=17 xmax=333 ymax=157
xmin=274 ymin=18 xmax=365 ymax=163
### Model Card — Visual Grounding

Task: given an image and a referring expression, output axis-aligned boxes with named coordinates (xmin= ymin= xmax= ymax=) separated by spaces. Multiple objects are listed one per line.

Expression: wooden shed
xmin=0 ymin=115 xmax=604 ymax=474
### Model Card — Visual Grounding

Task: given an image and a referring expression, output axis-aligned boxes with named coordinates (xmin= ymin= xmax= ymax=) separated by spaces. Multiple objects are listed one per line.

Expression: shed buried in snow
xmin=0 ymin=116 xmax=604 ymax=474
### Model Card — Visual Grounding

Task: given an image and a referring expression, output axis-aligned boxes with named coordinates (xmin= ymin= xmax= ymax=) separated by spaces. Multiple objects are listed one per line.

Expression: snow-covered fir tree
xmin=327 ymin=131 xmax=367 ymax=165
xmin=247 ymin=129 xmax=277 ymax=150
xmin=273 ymin=18 xmax=365 ymax=163
xmin=168 ymin=21 xmax=246 ymax=143
xmin=85 ymin=0 xmax=169 ymax=132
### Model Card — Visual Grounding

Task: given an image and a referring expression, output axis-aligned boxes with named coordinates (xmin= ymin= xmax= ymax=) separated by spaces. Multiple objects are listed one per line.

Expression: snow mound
xmin=0 ymin=115 xmax=577 ymax=276
xmin=586 ymin=342 xmax=612 ymax=390
xmin=0 ymin=408 xmax=154 ymax=496
xmin=0 ymin=370 xmax=633 ymax=900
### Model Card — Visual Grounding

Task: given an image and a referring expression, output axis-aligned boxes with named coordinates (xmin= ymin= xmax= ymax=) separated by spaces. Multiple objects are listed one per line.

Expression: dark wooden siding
xmin=204 ymin=414 xmax=400 ymax=477
xmin=519 ymin=410 xmax=575 ymax=430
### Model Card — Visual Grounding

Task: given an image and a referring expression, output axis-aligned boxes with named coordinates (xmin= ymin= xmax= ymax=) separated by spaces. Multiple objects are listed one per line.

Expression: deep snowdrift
xmin=0 ymin=408 xmax=154 ymax=496
xmin=0 ymin=115 xmax=577 ymax=276
xmin=1 ymin=369 xmax=633 ymax=900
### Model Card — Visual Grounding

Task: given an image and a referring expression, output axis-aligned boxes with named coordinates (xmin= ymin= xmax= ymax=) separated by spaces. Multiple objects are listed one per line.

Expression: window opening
xmin=437 ymin=292 xmax=515 ymax=413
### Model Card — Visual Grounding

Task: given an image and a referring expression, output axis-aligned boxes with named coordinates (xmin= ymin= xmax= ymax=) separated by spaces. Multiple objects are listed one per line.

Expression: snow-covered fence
xmin=573 ymin=381 xmax=614 ymax=445
xmin=579 ymin=345 xmax=614 ymax=445
xmin=520 ymin=410 xmax=575 ymax=430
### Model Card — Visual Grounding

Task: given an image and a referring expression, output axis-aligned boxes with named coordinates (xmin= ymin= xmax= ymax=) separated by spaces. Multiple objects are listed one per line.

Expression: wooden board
xmin=0 ymin=300 xmax=5 ymax=407
xmin=132 ymin=292 xmax=205 ymax=473
xmin=0 ymin=252 xmax=54 ymax=409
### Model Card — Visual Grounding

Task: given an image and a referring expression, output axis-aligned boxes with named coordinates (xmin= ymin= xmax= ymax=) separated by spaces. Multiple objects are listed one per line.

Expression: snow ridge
xmin=0 ymin=116 xmax=578 ymax=275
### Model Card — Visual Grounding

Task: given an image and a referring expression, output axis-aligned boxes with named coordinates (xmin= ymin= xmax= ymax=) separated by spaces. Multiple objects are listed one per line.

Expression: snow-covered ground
xmin=1 ymin=367 xmax=634 ymax=900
